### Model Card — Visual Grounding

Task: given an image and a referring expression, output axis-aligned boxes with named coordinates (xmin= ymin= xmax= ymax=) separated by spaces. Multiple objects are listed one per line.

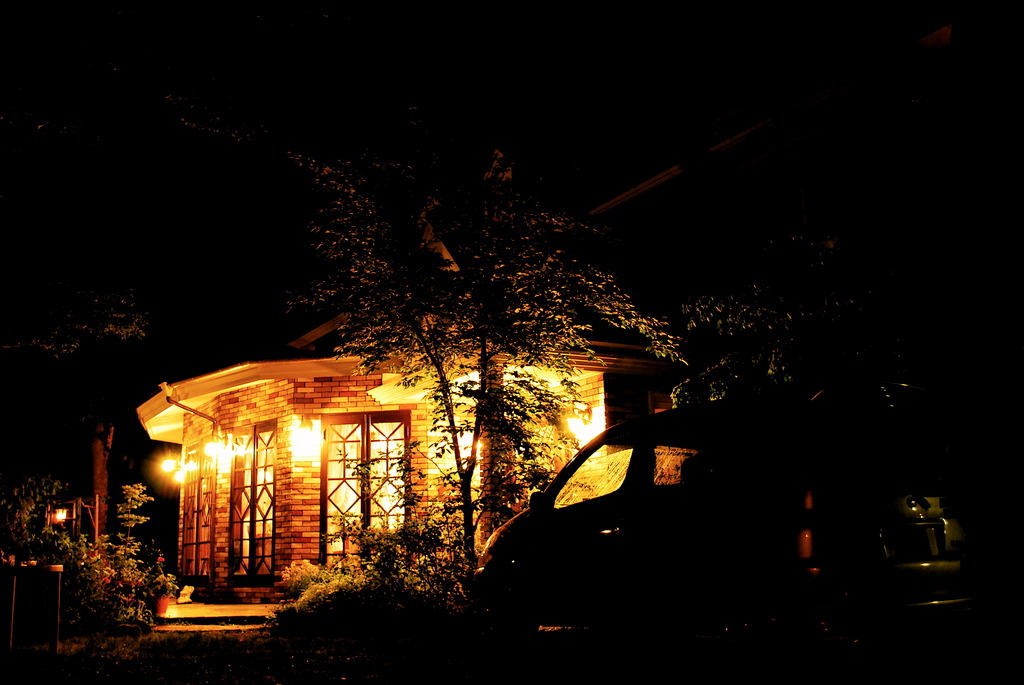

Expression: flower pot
xmin=155 ymin=595 xmax=172 ymax=618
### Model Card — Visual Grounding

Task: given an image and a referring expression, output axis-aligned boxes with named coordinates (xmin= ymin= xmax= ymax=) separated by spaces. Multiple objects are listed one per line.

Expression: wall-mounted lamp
xmin=162 ymin=455 xmax=201 ymax=483
xmin=203 ymin=440 xmax=224 ymax=458
xmin=291 ymin=417 xmax=323 ymax=459
xmin=566 ymin=403 xmax=604 ymax=447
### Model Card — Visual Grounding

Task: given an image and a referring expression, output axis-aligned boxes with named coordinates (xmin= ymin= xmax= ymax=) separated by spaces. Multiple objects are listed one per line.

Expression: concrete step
xmin=154 ymin=602 xmax=276 ymax=631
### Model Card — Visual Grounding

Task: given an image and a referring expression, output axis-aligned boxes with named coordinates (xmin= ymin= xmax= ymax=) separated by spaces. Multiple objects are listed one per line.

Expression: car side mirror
xmin=529 ymin=490 xmax=552 ymax=510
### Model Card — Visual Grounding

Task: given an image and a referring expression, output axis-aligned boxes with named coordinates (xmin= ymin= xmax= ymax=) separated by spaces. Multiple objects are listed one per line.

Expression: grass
xmin=5 ymin=612 xmax=993 ymax=684
xmin=8 ymin=629 xmax=477 ymax=684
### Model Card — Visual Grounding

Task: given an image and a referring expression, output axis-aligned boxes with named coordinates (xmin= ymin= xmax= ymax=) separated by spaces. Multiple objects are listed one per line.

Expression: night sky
xmin=3 ymin=6 xmax=999 ymax=546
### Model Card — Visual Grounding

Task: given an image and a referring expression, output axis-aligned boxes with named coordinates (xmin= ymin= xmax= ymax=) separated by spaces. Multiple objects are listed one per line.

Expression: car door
xmin=528 ymin=439 xmax=711 ymax=624
xmin=526 ymin=440 xmax=645 ymax=622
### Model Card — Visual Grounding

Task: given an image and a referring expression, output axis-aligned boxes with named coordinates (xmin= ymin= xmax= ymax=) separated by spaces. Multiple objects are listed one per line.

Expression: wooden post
xmin=3 ymin=570 xmax=14 ymax=652
xmin=48 ymin=565 xmax=62 ymax=654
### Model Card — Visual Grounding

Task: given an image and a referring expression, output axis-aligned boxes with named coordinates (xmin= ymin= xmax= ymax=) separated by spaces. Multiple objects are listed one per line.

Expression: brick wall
xmin=179 ymin=374 xmax=429 ymax=603
xmin=603 ymin=373 xmax=675 ymax=427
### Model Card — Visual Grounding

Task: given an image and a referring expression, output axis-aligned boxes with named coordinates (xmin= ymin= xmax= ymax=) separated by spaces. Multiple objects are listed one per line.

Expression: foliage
xmin=280 ymin=559 xmax=338 ymax=599
xmin=63 ymin=484 xmax=176 ymax=632
xmin=116 ymin=482 xmax=154 ymax=544
xmin=0 ymin=473 xmax=67 ymax=562
xmin=291 ymin=150 xmax=680 ymax=557
xmin=274 ymin=508 xmax=475 ymax=635
xmin=146 ymin=554 xmax=180 ymax=599
xmin=60 ymin=537 xmax=152 ymax=630
xmin=0 ymin=477 xmax=175 ymax=634
xmin=3 ymin=281 xmax=148 ymax=357
xmin=672 ymin=233 xmax=900 ymax=404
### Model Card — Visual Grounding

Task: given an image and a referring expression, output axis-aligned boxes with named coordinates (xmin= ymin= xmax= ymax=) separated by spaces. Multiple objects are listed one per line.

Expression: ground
xmin=6 ymin=614 xmax=998 ymax=684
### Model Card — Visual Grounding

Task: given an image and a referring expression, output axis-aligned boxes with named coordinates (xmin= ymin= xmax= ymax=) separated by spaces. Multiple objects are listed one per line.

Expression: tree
xmin=292 ymin=150 xmax=679 ymax=559
xmin=672 ymin=228 xmax=928 ymax=404
xmin=116 ymin=482 xmax=153 ymax=545
xmin=2 ymin=282 xmax=148 ymax=357
xmin=2 ymin=282 xmax=147 ymax=534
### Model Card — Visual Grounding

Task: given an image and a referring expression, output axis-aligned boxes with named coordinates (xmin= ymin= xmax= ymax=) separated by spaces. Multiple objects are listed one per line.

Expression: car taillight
xmin=797 ymin=488 xmax=814 ymax=559
xmin=797 ymin=528 xmax=813 ymax=559
xmin=797 ymin=489 xmax=822 ymax=577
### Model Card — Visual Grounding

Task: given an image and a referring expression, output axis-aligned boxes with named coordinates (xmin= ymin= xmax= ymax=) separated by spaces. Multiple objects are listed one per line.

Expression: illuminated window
xmin=653 ymin=446 xmax=699 ymax=485
xmin=322 ymin=411 xmax=409 ymax=560
xmin=230 ymin=422 xmax=276 ymax=581
xmin=181 ymin=438 xmax=216 ymax=579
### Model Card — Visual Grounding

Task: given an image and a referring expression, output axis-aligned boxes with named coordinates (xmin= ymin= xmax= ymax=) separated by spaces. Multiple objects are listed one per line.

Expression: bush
xmin=0 ymin=473 xmax=66 ymax=563
xmin=1 ymin=478 xmax=176 ymax=634
xmin=280 ymin=558 xmax=338 ymax=599
xmin=273 ymin=511 xmax=476 ymax=635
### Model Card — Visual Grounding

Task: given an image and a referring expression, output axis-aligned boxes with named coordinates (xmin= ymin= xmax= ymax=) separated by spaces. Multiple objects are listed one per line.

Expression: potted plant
xmin=148 ymin=556 xmax=179 ymax=618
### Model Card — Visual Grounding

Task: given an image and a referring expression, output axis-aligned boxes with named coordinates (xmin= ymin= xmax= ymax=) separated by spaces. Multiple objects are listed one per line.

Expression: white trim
xmin=136 ymin=357 xmax=364 ymax=444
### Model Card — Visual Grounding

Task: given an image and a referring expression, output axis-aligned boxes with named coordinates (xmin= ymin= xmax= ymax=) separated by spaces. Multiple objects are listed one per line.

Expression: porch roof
xmin=136 ymin=357 xmax=363 ymax=444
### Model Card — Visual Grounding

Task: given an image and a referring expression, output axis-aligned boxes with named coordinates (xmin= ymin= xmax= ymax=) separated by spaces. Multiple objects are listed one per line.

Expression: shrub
xmin=0 ymin=477 xmax=175 ymax=634
xmin=58 ymin=485 xmax=178 ymax=633
xmin=273 ymin=510 xmax=476 ymax=635
xmin=280 ymin=559 xmax=338 ymax=599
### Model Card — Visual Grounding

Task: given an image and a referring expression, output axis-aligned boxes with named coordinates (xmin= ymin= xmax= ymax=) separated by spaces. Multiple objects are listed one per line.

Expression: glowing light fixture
xmin=797 ymin=528 xmax=813 ymax=559
xmin=291 ymin=417 xmax=323 ymax=459
xmin=567 ymin=404 xmax=604 ymax=447
xmin=46 ymin=498 xmax=84 ymax=537
xmin=163 ymin=456 xmax=200 ymax=484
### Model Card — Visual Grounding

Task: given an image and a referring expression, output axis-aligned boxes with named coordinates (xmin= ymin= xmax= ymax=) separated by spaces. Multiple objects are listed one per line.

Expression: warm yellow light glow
xmin=567 ymin=405 xmax=604 ymax=446
xmin=204 ymin=441 xmax=223 ymax=458
xmin=174 ymin=470 xmax=186 ymax=483
xmin=217 ymin=439 xmax=234 ymax=471
xmin=53 ymin=508 xmax=68 ymax=522
xmin=161 ymin=459 xmax=178 ymax=473
xmin=797 ymin=528 xmax=813 ymax=559
xmin=291 ymin=418 xmax=323 ymax=459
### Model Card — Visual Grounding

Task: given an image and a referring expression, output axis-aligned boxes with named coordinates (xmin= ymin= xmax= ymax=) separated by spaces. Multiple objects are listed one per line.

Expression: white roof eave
xmin=136 ymin=357 xmax=364 ymax=444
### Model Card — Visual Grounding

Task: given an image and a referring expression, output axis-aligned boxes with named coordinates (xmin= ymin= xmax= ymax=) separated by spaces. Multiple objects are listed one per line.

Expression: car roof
xmin=590 ymin=383 xmax=957 ymax=488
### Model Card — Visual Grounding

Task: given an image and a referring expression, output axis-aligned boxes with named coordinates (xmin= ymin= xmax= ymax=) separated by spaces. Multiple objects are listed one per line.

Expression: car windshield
xmin=553 ymin=444 xmax=632 ymax=508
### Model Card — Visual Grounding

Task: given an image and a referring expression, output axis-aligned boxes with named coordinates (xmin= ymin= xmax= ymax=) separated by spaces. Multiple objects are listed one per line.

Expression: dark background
xmin=2 ymin=7 xmax=1002 ymax=562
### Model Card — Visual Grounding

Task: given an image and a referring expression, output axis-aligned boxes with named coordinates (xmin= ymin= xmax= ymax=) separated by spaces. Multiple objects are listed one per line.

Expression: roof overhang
xmin=138 ymin=345 xmax=675 ymax=444
xmin=136 ymin=357 xmax=363 ymax=444
xmin=366 ymin=346 xmax=673 ymax=405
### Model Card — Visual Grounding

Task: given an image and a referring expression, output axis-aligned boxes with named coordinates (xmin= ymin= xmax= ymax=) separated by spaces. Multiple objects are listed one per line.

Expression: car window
xmin=653 ymin=446 xmax=699 ymax=485
xmin=553 ymin=444 xmax=632 ymax=508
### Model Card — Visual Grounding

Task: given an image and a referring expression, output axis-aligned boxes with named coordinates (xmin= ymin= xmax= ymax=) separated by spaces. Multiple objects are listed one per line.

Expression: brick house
xmin=136 ymin=347 xmax=674 ymax=603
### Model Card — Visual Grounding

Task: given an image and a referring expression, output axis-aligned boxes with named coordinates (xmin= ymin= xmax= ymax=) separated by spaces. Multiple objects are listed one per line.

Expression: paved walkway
xmin=154 ymin=602 xmax=276 ymax=632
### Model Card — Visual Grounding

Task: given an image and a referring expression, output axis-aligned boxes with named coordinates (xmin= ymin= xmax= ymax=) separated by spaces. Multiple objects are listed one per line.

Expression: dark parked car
xmin=475 ymin=385 xmax=974 ymax=636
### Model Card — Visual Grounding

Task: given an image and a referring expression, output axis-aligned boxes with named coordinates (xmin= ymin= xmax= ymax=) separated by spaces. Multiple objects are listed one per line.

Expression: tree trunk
xmin=474 ymin=440 xmax=499 ymax=549
xmin=473 ymin=358 xmax=507 ymax=550
xmin=90 ymin=421 xmax=111 ymax=539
